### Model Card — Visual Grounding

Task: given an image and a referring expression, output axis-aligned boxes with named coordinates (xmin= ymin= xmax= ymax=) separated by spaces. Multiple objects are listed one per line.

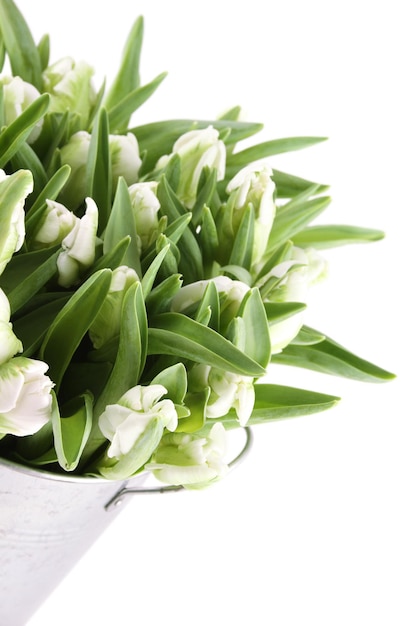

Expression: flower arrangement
xmin=0 ymin=0 xmax=394 ymax=488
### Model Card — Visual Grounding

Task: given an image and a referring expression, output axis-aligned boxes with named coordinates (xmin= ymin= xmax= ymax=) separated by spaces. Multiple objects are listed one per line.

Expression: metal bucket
xmin=0 ymin=458 xmax=147 ymax=626
xmin=0 ymin=428 xmax=252 ymax=625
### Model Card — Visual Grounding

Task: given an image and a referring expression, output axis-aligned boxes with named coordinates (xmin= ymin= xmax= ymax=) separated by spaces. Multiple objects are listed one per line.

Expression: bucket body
xmin=0 ymin=458 xmax=139 ymax=626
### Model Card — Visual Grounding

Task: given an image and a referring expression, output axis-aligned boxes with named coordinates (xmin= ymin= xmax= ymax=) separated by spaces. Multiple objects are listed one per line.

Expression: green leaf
xmin=213 ymin=383 xmax=339 ymax=430
xmin=199 ymin=205 xmax=219 ymax=270
xmin=93 ymin=282 xmax=147 ymax=417
xmin=131 ymin=118 xmax=264 ymax=174
xmin=13 ymin=296 xmax=71 ymax=357
xmin=24 ymin=165 xmax=70 ymax=234
xmin=151 ymin=362 xmax=188 ymax=404
xmin=196 ymin=281 xmax=220 ymax=331
xmin=52 ymin=392 xmax=93 ymax=472
xmin=10 ymin=142 xmax=48 ymax=204
xmin=88 ymin=235 xmax=131 ymax=274
xmin=148 ymin=312 xmax=265 ymax=376
xmin=238 ymin=288 xmax=271 ymax=369
xmin=228 ymin=205 xmax=254 ymax=270
xmin=0 ymin=0 xmax=43 ymax=89
xmin=290 ymin=325 xmax=326 ymax=346
xmin=227 ymin=137 xmax=327 ymax=170
xmin=104 ymin=177 xmax=141 ymax=276
xmin=37 ymin=33 xmax=50 ymax=70
xmin=176 ymin=389 xmax=209 ymax=433
xmin=108 ymin=72 xmax=168 ymax=132
xmin=141 ymin=244 xmax=170 ymax=298
xmin=264 ymin=301 xmax=307 ymax=323
xmin=272 ymin=329 xmax=396 ymax=382
xmin=191 ymin=167 xmax=218 ymax=225
xmin=86 ymin=108 xmax=111 ymax=231
xmin=272 ymin=168 xmax=329 ymax=199
xmin=145 ymin=273 xmax=182 ymax=316
xmin=157 ymin=176 xmax=203 ymax=281
xmin=268 ymin=195 xmax=331 ymax=251
xmin=105 ymin=16 xmax=144 ymax=111
xmin=0 ymin=93 xmax=49 ymax=168
xmin=0 ymin=247 xmax=60 ymax=314
xmin=39 ymin=269 xmax=112 ymax=390
xmin=292 ymin=224 xmax=385 ymax=249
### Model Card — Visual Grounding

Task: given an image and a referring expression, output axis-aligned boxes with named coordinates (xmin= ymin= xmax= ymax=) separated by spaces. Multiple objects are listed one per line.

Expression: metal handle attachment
xmin=105 ymin=427 xmax=253 ymax=511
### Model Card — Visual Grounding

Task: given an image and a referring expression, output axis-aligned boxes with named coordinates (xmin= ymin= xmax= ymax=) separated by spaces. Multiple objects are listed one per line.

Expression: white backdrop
xmin=6 ymin=0 xmax=415 ymax=624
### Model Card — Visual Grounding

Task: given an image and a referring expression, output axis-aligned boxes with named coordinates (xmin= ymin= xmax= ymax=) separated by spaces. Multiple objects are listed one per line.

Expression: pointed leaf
xmin=148 ymin=312 xmax=265 ymax=376
xmin=1 ymin=247 xmax=60 ymax=314
xmin=268 ymin=195 xmax=331 ymax=251
xmin=238 ymin=288 xmax=271 ymax=368
xmin=108 ymin=72 xmax=167 ymax=132
xmin=52 ymin=392 xmax=93 ymax=472
xmin=227 ymin=137 xmax=327 ymax=170
xmin=272 ymin=168 xmax=329 ymax=199
xmin=151 ymin=363 xmax=188 ymax=404
xmin=104 ymin=177 xmax=141 ymax=276
xmin=86 ymin=108 xmax=111 ymax=229
xmin=0 ymin=0 xmax=43 ymax=89
xmin=292 ymin=224 xmax=385 ymax=249
xmin=105 ymin=16 xmax=144 ymax=111
xmin=272 ymin=329 xmax=396 ymax=382
xmin=39 ymin=269 xmax=112 ymax=390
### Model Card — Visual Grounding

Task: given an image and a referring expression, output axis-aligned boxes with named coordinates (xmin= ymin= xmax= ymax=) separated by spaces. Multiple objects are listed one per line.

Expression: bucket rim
xmin=0 ymin=455 xmax=122 ymax=484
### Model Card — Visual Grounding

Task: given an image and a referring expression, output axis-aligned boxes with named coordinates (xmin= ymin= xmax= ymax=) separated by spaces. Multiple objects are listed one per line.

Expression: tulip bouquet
xmin=0 ymin=0 xmax=393 ymax=488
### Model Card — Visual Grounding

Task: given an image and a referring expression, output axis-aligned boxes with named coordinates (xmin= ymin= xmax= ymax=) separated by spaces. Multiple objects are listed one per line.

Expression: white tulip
xmin=109 ymin=133 xmax=142 ymax=190
xmin=59 ymin=131 xmax=141 ymax=209
xmin=0 ymin=357 xmax=54 ymax=437
xmin=56 ymin=197 xmax=99 ymax=287
xmin=189 ymin=364 xmax=255 ymax=426
xmin=0 ymin=289 xmax=22 ymax=365
xmin=156 ymin=125 xmax=226 ymax=208
xmin=257 ymin=246 xmax=327 ymax=352
xmin=32 ymin=199 xmax=78 ymax=249
xmin=226 ymin=163 xmax=276 ymax=264
xmin=88 ymin=266 xmax=140 ymax=349
xmin=0 ymin=169 xmax=33 ymax=275
xmin=42 ymin=57 xmax=96 ymax=128
xmin=0 ymin=75 xmax=43 ymax=143
xmin=128 ymin=182 xmax=160 ymax=254
xmin=146 ymin=422 xmax=229 ymax=488
xmin=99 ymin=384 xmax=178 ymax=460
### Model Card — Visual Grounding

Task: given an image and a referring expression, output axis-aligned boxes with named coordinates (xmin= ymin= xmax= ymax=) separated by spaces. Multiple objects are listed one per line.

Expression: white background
xmin=6 ymin=0 xmax=415 ymax=624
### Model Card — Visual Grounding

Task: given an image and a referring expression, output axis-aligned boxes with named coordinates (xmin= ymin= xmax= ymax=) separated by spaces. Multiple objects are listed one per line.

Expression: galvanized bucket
xmin=0 ymin=429 xmax=252 ymax=625
xmin=0 ymin=458 xmax=150 ymax=626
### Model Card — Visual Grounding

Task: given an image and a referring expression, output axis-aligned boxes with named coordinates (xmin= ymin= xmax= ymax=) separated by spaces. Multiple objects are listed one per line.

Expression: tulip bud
xmin=128 ymin=182 xmax=160 ymax=255
xmin=146 ymin=422 xmax=229 ymax=488
xmin=89 ymin=266 xmax=140 ymax=349
xmin=99 ymin=384 xmax=178 ymax=459
xmin=59 ymin=131 xmax=141 ymax=210
xmin=31 ymin=199 xmax=78 ymax=249
xmin=156 ymin=126 xmax=226 ymax=208
xmin=42 ymin=57 xmax=97 ymax=128
xmin=109 ymin=133 xmax=141 ymax=190
xmin=59 ymin=131 xmax=91 ymax=210
xmin=0 ymin=75 xmax=44 ymax=143
xmin=0 ymin=288 xmax=22 ymax=365
xmin=0 ymin=169 xmax=33 ymax=275
xmin=189 ymin=364 xmax=255 ymax=426
xmin=56 ymin=197 xmax=99 ymax=287
xmin=226 ymin=164 xmax=276 ymax=264
xmin=171 ymin=275 xmax=250 ymax=330
xmin=0 ymin=357 xmax=54 ymax=437
xmin=257 ymin=247 xmax=327 ymax=353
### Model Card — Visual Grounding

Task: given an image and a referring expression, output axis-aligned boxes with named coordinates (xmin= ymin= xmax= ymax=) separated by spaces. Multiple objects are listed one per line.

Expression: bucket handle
xmin=105 ymin=427 xmax=253 ymax=511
